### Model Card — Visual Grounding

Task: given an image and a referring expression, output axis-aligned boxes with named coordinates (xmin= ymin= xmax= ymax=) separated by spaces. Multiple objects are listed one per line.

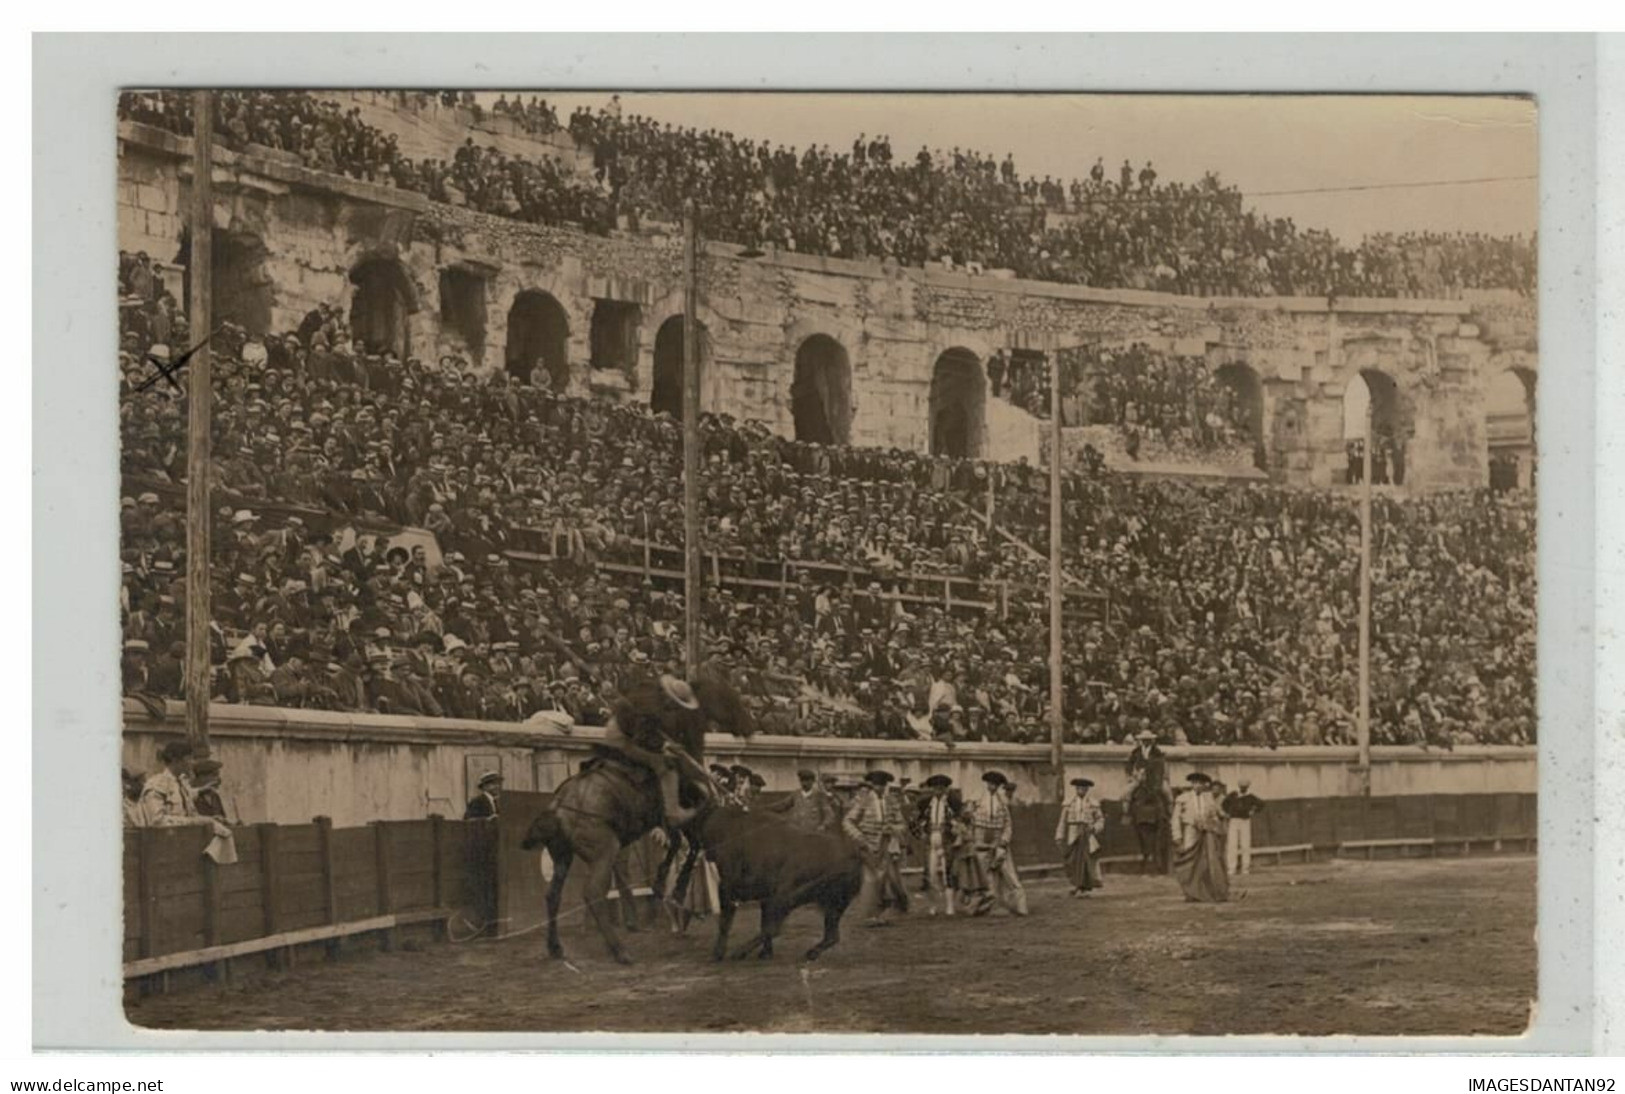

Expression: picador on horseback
xmin=523 ymin=670 xmax=752 ymax=964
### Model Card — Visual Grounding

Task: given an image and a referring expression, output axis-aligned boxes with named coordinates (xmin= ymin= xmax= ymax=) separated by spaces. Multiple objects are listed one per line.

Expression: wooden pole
xmin=1047 ymin=335 xmax=1065 ymax=801
xmin=1357 ymin=393 xmax=1373 ymax=794
xmin=682 ymin=203 xmax=703 ymax=676
xmin=185 ymin=90 xmax=214 ymax=758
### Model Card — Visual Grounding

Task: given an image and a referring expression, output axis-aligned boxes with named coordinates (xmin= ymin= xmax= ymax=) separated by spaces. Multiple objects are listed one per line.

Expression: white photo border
xmin=31 ymin=31 xmax=1602 ymax=1053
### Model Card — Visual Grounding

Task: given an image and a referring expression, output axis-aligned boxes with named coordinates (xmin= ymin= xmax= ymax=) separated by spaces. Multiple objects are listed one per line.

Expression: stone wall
xmin=122 ymin=701 xmax=1536 ymax=827
xmin=117 ymin=120 xmax=1538 ymax=491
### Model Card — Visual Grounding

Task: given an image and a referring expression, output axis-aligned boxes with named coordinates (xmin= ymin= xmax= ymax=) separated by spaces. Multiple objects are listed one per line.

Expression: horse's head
xmin=692 ymin=672 xmax=755 ymax=741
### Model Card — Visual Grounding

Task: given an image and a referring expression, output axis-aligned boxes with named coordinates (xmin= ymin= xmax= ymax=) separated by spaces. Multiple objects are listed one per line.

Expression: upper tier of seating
xmin=118 ymin=90 xmax=1537 ymax=299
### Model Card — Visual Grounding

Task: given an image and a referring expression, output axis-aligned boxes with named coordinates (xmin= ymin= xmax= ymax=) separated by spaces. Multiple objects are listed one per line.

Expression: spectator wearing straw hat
xmin=465 ymin=771 xmax=503 ymax=819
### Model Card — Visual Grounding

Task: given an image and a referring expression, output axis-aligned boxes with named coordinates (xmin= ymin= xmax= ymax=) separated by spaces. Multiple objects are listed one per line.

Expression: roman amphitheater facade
xmin=118 ymin=114 xmax=1537 ymax=491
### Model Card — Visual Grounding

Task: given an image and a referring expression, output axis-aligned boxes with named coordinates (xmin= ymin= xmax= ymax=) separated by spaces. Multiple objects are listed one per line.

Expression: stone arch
xmin=791 ymin=334 xmax=853 ymax=445
xmin=210 ymin=229 xmax=274 ymax=338
xmin=929 ymin=347 xmax=986 ymax=459
xmin=651 ymin=315 xmax=708 ymax=418
xmin=1342 ymin=368 xmax=1406 ymax=485
xmin=349 ymin=256 xmax=417 ymax=360
xmin=505 ymin=290 xmax=571 ymax=390
xmin=1487 ymin=367 xmax=1536 ymax=490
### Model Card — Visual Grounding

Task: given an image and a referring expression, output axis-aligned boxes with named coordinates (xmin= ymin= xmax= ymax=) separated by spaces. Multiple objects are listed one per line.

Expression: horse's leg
xmin=612 ymin=853 xmax=641 ymax=932
xmin=673 ymin=840 xmax=700 ymax=900
xmin=545 ymin=844 xmax=574 ymax=960
xmin=580 ymin=850 xmax=632 ymax=965
xmin=653 ymin=833 xmax=678 ymax=901
xmin=712 ymin=897 xmax=738 ymax=962
xmin=653 ymin=834 xmax=683 ymax=931
xmin=672 ymin=842 xmax=702 ymax=933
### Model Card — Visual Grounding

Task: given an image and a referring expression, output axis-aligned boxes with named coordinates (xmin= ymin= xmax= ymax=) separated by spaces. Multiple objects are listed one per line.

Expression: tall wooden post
xmin=681 ymin=203 xmax=703 ymax=676
xmin=1357 ymin=395 xmax=1373 ymax=794
xmin=1046 ymin=335 xmax=1065 ymax=801
xmin=185 ymin=90 xmax=214 ymax=757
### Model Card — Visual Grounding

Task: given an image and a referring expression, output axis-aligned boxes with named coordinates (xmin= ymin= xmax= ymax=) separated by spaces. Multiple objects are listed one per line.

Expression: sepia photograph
xmin=110 ymin=87 xmax=1539 ymax=1037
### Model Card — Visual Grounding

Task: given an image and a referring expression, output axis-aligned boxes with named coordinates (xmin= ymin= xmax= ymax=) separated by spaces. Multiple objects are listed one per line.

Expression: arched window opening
xmin=505 ymin=290 xmax=571 ymax=390
xmin=1213 ymin=361 xmax=1266 ymax=469
xmin=1487 ymin=368 xmax=1536 ymax=492
xmin=349 ymin=258 xmax=415 ymax=360
xmin=591 ymin=300 xmax=643 ymax=378
xmin=929 ymin=348 xmax=986 ymax=459
xmin=438 ymin=268 xmax=487 ymax=364
xmin=210 ymin=231 xmax=274 ymax=338
xmin=791 ymin=335 xmax=853 ymax=445
xmin=1342 ymin=368 xmax=1404 ymax=486
xmin=651 ymin=315 xmax=707 ymax=417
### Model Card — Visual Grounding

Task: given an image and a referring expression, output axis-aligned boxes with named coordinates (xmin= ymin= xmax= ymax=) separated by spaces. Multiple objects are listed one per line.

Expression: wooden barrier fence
xmin=124 ymin=790 xmax=1535 ymax=982
xmin=123 ymin=816 xmax=491 ymax=982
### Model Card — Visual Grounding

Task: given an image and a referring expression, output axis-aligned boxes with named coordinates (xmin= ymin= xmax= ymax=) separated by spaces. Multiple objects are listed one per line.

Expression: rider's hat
xmin=659 ymin=674 xmax=700 ymax=711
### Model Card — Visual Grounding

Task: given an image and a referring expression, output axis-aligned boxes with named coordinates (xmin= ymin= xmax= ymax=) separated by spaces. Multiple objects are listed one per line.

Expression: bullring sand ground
xmin=129 ymin=854 xmax=1535 ymax=1037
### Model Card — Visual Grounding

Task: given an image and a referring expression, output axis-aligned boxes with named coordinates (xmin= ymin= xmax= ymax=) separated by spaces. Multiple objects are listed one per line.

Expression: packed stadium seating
xmin=117 ymin=90 xmax=1537 ymax=299
xmin=118 ymin=251 xmax=1536 ymax=748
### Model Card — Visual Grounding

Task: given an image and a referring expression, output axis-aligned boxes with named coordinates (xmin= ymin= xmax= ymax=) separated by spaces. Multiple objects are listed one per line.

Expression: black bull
xmin=691 ymin=804 xmax=864 ymax=962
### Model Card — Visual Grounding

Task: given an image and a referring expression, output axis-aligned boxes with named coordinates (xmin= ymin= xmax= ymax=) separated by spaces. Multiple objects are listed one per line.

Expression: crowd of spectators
xmin=118 ymin=259 xmax=1535 ymax=748
xmin=985 ymin=345 xmax=1260 ymax=468
xmin=119 ymin=90 xmax=1536 ymax=299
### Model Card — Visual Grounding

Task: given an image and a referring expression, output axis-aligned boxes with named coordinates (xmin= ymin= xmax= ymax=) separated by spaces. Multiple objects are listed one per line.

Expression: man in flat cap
xmin=766 ymin=768 xmax=836 ymax=833
xmin=1055 ymin=777 xmax=1105 ymax=897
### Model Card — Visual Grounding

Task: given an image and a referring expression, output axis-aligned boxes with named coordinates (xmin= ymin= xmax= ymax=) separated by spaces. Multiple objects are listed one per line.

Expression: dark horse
xmin=521 ymin=674 xmax=751 ymax=964
xmin=1127 ymin=772 xmax=1172 ymax=875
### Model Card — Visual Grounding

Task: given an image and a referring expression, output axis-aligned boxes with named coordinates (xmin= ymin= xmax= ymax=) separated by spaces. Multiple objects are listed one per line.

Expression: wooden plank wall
xmin=125 ymin=793 xmax=1536 ymax=972
xmin=124 ymin=816 xmax=489 ymax=968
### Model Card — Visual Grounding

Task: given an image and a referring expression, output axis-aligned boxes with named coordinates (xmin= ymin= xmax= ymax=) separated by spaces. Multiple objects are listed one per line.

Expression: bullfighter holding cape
xmin=1172 ymin=772 xmax=1230 ymax=902
xmin=1055 ymin=777 xmax=1104 ymax=896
